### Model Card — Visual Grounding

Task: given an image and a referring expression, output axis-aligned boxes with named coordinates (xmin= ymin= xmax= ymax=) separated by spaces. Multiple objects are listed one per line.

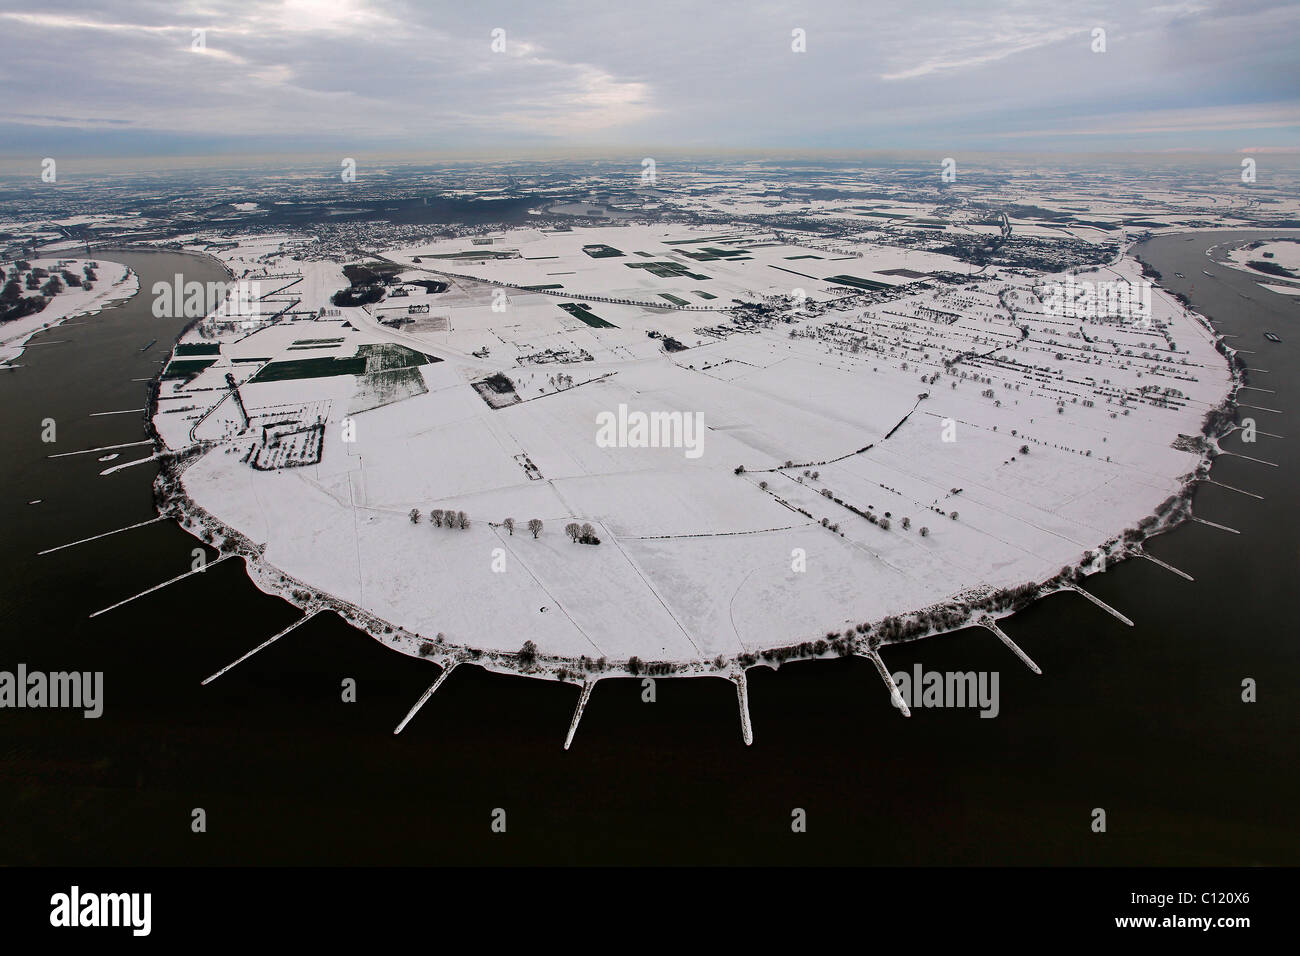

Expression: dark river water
xmin=0 ymin=238 xmax=1295 ymax=865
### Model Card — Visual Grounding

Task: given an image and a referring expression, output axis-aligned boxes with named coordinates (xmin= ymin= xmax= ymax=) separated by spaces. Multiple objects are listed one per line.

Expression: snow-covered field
xmin=1225 ymin=238 xmax=1300 ymax=283
xmin=0 ymin=259 xmax=136 ymax=365
xmin=153 ymin=227 xmax=1233 ymax=678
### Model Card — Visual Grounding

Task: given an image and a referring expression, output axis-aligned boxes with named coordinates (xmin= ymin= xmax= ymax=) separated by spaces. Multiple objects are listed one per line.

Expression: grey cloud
xmin=0 ymin=0 xmax=1295 ymax=156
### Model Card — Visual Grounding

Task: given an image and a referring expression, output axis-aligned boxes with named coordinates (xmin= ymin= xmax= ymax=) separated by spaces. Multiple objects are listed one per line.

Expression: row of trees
xmin=407 ymin=510 xmax=550 ymax=539
xmin=400 ymin=511 xmax=611 ymax=546
xmin=505 ymin=517 xmax=593 ymax=541
xmin=409 ymin=508 xmax=471 ymax=529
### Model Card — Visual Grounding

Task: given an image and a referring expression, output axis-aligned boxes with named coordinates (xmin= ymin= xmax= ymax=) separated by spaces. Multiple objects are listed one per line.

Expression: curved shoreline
xmin=149 ymin=238 xmax=1243 ymax=692
xmin=1204 ymin=234 xmax=1300 ymax=288
xmin=119 ymin=247 xmax=237 ymax=449
xmin=0 ymin=261 xmax=141 ymax=366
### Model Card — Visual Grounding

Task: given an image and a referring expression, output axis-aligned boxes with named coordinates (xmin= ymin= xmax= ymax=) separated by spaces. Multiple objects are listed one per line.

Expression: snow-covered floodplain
xmin=1 ymin=259 xmax=137 ymax=365
xmin=1222 ymin=236 xmax=1300 ymax=290
xmin=155 ymin=228 xmax=1234 ymax=682
xmin=1226 ymin=237 xmax=1300 ymax=277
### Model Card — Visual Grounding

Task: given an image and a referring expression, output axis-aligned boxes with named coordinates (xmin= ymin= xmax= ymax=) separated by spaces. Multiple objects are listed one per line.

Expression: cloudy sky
xmin=0 ymin=0 xmax=1297 ymax=160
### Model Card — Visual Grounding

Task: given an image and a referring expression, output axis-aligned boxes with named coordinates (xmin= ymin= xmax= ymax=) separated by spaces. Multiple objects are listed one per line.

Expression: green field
xmin=423 ymin=250 xmax=518 ymax=260
xmin=677 ymin=247 xmax=750 ymax=262
xmin=663 ymin=235 xmax=741 ymax=245
xmin=582 ymin=244 xmax=625 ymax=258
xmin=825 ymin=274 xmax=894 ymax=291
xmin=162 ymin=358 xmax=217 ymax=379
xmin=174 ymin=343 xmax=221 ymax=356
xmin=251 ymin=343 xmax=437 ymax=383
xmin=657 ymin=293 xmax=690 ymax=306
xmin=693 ymin=290 xmax=717 ymax=300
xmin=625 ymin=261 xmax=711 ymax=281
xmin=558 ymin=302 xmax=617 ymax=328
xmin=626 ymin=260 xmax=690 ymax=277
xmin=251 ymin=356 xmax=368 ymax=382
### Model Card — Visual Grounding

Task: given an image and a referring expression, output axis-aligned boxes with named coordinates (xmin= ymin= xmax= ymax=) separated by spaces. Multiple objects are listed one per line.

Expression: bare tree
xmin=430 ymin=508 xmax=444 ymax=528
xmin=528 ymin=518 xmax=543 ymax=538
xmin=580 ymin=523 xmax=595 ymax=541
xmin=457 ymin=511 xmax=470 ymax=530
xmin=565 ymin=522 xmax=581 ymax=542
xmin=503 ymin=517 xmax=515 ymax=536
xmin=408 ymin=508 xmax=421 ymax=524
xmin=919 ymin=526 xmax=930 ymax=537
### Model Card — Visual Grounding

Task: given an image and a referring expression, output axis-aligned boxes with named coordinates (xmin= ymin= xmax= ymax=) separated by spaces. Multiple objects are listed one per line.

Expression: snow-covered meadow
xmin=154 ymin=227 xmax=1233 ymax=678
xmin=1 ymin=259 xmax=136 ymax=365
